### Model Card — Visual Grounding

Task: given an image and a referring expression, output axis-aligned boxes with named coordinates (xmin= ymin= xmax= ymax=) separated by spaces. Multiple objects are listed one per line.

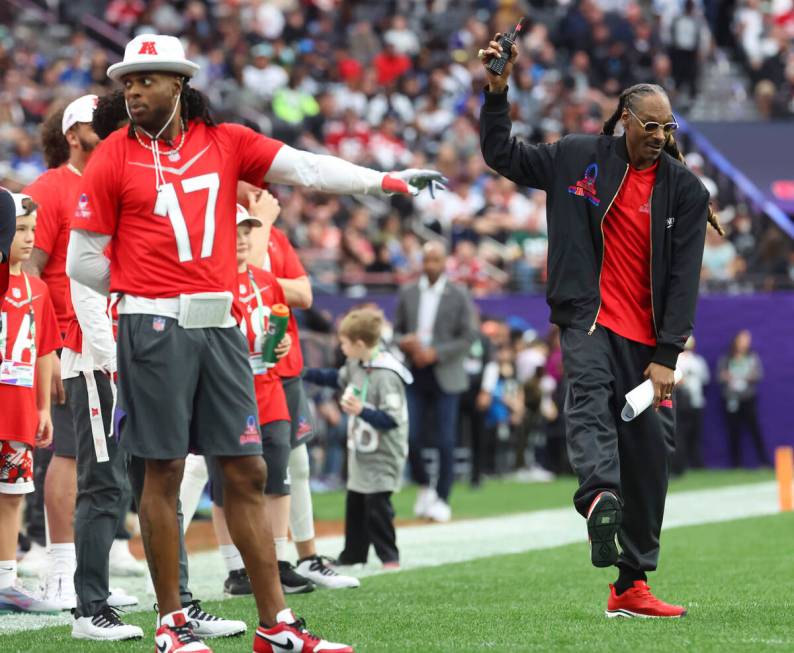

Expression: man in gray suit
xmin=394 ymin=241 xmax=478 ymax=522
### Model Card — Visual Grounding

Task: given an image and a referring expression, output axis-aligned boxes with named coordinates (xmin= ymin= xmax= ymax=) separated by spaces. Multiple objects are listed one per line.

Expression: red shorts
xmin=0 ymin=440 xmax=34 ymax=494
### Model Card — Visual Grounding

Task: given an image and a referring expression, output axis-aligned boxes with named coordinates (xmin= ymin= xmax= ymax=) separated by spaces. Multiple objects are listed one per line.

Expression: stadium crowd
xmin=0 ymin=0 xmax=792 ymax=294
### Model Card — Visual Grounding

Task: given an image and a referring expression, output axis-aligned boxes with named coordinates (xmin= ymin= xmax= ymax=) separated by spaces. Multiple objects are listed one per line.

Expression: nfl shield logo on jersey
xmin=152 ymin=317 xmax=166 ymax=332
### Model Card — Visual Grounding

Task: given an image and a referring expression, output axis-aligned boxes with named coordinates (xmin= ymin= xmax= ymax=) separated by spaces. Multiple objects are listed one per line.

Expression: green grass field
xmin=311 ymin=468 xmax=775 ymax=522
xmin=1 ymin=513 xmax=790 ymax=652
xmin=0 ymin=470 xmax=786 ymax=653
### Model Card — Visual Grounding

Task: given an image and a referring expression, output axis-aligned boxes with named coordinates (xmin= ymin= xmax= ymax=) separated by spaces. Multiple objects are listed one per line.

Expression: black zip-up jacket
xmin=480 ymin=89 xmax=709 ymax=370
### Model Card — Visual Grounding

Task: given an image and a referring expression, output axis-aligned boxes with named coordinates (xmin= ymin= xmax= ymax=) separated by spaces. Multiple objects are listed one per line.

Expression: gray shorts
xmin=283 ymin=376 xmax=316 ymax=449
xmin=52 ymin=350 xmax=77 ymax=458
xmin=116 ymin=315 xmax=263 ymax=460
xmin=209 ymin=419 xmax=291 ymax=505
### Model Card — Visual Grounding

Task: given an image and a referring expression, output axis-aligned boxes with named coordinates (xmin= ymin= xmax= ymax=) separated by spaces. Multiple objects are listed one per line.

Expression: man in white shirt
xmin=394 ymin=242 xmax=478 ymax=522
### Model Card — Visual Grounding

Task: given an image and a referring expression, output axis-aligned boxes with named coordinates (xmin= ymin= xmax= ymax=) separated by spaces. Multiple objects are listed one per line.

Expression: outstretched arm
xmin=264 ymin=145 xmax=446 ymax=198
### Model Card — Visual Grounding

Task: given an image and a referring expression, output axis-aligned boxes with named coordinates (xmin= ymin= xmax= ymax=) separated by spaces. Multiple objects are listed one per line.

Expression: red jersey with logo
xmin=71 ymin=121 xmax=284 ymax=301
xmin=267 ymin=227 xmax=305 ymax=378
xmin=23 ymin=165 xmax=82 ymax=335
xmin=237 ymin=266 xmax=290 ymax=425
xmin=597 ymin=162 xmax=658 ymax=346
xmin=0 ymin=273 xmax=62 ymax=444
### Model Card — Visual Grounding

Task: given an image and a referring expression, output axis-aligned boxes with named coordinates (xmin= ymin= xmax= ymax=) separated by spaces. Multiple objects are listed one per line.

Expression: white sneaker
xmin=296 ymin=556 xmax=360 ymax=589
xmin=0 ymin=581 xmax=61 ymax=612
xmin=109 ymin=539 xmax=146 ymax=577
xmin=108 ymin=587 xmax=139 ymax=608
xmin=17 ymin=542 xmax=48 ymax=577
xmin=514 ymin=464 xmax=556 ymax=483
xmin=180 ymin=599 xmax=246 ymax=638
xmin=40 ymin=571 xmax=76 ymax=610
xmin=413 ymin=486 xmax=438 ymax=518
xmin=72 ymin=605 xmax=143 ymax=641
xmin=425 ymin=498 xmax=452 ymax=523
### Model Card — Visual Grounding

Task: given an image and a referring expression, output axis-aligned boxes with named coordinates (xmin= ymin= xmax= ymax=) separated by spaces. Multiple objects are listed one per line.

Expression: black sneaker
xmin=586 ymin=491 xmax=622 ymax=568
xmin=223 ymin=568 xmax=252 ymax=596
xmin=278 ymin=560 xmax=315 ymax=594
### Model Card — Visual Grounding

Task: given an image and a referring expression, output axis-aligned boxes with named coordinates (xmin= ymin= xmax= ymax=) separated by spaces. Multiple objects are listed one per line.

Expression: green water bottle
xmin=261 ymin=304 xmax=290 ymax=366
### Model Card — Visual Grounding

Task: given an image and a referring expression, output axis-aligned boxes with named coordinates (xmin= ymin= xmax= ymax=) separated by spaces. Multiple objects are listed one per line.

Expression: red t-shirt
xmin=71 ymin=121 xmax=283 ymax=301
xmin=597 ymin=162 xmax=658 ymax=346
xmin=268 ymin=227 xmax=306 ymax=378
xmin=237 ymin=266 xmax=290 ymax=425
xmin=23 ymin=165 xmax=82 ymax=335
xmin=0 ymin=273 xmax=62 ymax=444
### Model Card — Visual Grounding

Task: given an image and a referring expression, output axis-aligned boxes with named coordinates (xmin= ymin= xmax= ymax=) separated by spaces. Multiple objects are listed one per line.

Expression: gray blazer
xmin=393 ymin=279 xmax=478 ymax=394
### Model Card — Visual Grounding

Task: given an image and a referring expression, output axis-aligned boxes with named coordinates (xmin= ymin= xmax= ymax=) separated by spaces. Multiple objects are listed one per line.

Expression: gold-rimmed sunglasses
xmin=627 ymin=107 xmax=679 ymax=135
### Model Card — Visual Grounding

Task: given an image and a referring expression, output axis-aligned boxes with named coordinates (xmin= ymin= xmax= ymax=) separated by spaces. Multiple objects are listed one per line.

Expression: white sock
xmin=274 ymin=537 xmax=291 ymax=563
xmin=179 ymin=454 xmax=209 ymax=532
xmin=0 ymin=560 xmax=16 ymax=588
xmin=49 ymin=543 xmax=76 ymax=575
xmin=288 ymin=446 xmax=315 ymax=543
xmin=219 ymin=544 xmax=244 ymax=573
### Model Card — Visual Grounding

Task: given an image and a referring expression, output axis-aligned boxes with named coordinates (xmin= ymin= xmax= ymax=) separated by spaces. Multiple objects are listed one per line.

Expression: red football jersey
xmin=71 ymin=121 xmax=283 ymax=300
xmin=23 ymin=165 xmax=82 ymax=335
xmin=0 ymin=273 xmax=62 ymax=445
xmin=268 ymin=227 xmax=306 ymax=378
xmin=237 ymin=266 xmax=290 ymax=425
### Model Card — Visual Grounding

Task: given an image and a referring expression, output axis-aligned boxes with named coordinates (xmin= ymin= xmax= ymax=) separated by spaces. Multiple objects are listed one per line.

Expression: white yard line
xmin=0 ymin=482 xmax=779 ymax=635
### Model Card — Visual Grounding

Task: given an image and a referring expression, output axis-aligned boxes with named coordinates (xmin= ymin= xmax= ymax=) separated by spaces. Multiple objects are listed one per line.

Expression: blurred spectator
xmin=718 ymin=329 xmax=770 ymax=467
xmin=701 ymin=224 xmax=742 ymax=288
xmin=673 ymin=336 xmax=710 ymax=475
xmin=668 ymin=0 xmax=710 ymax=101
xmin=481 ymin=345 xmax=525 ymax=476
xmin=394 ymin=241 xmax=478 ymax=523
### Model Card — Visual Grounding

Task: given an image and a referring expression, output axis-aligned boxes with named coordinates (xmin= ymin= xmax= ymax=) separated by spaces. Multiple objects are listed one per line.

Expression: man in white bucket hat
xmin=67 ymin=32 xmax=445 ymax=653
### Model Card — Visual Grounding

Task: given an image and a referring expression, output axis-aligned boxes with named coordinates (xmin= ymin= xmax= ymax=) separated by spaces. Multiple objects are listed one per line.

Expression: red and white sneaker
xmin=155 ymin=610 xmax=212 ymax=652
xmin=253 ymin=609 xmax=353 ymax=652
xmin=606 ymin=581 xmax=687 ymax=618
xmin=586 ymin=491 xmax=622 ymax=568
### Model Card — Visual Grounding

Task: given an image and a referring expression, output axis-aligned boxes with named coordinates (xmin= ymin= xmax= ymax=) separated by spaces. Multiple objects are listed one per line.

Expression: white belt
xmin=83 ymin=371 xmax=115 ymax=463
xmin=118 ymin=293 xmax=236 ymax=328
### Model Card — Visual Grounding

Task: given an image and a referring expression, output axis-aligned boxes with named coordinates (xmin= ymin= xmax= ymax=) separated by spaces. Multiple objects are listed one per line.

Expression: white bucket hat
xmin=11 ymin=193 xmax=35 ymax=217
xmin=107 ymin=34 xmax=200 ymax=81
xmin=62 ymin=94 xmax=98 ymax=134
xmin=236 ymin=203 xmax=263 ymax=227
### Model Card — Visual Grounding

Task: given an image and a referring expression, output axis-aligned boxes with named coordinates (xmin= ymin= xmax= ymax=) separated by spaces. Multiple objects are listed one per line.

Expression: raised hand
xmin=479 ymin=33 xmax=519 ymax=93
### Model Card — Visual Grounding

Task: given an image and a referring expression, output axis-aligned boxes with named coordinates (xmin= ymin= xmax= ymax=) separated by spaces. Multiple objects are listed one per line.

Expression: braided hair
xmin=92 ymin=82 xmax=216 ymax=141
xmin=602 ymin=84 xmax=724 ymax=235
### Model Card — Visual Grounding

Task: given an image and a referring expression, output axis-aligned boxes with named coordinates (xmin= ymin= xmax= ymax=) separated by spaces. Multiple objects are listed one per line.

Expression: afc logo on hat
xmin=138 ymin=41 xmax=158 ymax=56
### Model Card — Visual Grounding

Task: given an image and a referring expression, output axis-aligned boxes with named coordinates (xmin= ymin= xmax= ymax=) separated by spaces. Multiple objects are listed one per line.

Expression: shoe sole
xmin=605 ymin=608 xmax=687 ymax=619
xmin=195 ymin=625 xmax=247 ymax=638
xmin=72 ymin=631 xmax=144 ymax=641
xmin=282 ymin=583 xmax=315 ymax=594
xmin=586 ymin=492 xmax=622 ymax=568
xmin=223 ymin=588 xmax=253 ymax=596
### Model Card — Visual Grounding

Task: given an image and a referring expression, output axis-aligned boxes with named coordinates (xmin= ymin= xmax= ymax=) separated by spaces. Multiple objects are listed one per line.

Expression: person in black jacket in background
xmin=480 ymin=35 xmax=718 ymax=619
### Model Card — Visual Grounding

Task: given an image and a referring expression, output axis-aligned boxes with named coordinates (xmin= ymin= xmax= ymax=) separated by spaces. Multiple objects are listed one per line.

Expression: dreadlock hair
xmin=40 ymin=103 xmax=70 ymax=169
xmin=602 ymin=83 xmax=724 ymax=236
xmin=91 ymin=81 xmax=216 ymax=141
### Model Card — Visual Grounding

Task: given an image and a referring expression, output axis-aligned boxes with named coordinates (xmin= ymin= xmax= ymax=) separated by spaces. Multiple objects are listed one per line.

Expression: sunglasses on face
xmin=627 ymin=107 xmax=679 ymax=135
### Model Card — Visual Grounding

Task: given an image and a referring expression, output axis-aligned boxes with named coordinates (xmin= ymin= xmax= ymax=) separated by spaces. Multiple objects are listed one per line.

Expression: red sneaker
xmin=254 ymin=609 xmax=353 ymax=652
xmin=155 ymin=611 xmax=212 ymax=651
xmin=606 ymin=581 xmax=687 ymax=618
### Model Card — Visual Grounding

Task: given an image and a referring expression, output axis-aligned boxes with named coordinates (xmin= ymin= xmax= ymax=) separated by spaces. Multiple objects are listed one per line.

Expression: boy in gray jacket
xmin=304 ymin=307 xmax=412 ymax=568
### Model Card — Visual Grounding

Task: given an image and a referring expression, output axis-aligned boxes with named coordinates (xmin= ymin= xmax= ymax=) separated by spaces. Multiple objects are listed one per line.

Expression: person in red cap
xmin=67 ymin=33 xmax=445 ymax=653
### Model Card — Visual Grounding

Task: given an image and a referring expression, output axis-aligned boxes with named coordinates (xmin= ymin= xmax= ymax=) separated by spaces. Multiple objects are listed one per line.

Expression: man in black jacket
xmin=480 ymin=37 xmax=713 ymax=618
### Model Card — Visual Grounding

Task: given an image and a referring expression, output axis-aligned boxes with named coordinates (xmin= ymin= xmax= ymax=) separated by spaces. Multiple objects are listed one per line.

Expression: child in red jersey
xmin=0 ymin=194 xmax=61 ymax=612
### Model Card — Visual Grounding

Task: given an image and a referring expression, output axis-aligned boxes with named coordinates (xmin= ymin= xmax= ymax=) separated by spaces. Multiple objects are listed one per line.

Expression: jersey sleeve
xmin=70 ymin=140 xmax=122 ymax=235
xmin=273 ymin=229 xmax=307 ymax=279
xmin=35 ymin=284 xmax=63 ymax=357
xmin=228 ymin=124 xmax=285 ymax=186
xmin=23 ymin=176 xmax=60 ymax=256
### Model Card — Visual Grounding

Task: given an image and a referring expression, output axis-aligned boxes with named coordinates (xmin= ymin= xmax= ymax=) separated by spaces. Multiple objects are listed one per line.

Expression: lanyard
xmin=248 ymin=269 xmax=267 ymax=339
xmin=0 ymin=273 xmax=35 ymax=360
xmin=357 ymin=345 xmax=380 ymax=404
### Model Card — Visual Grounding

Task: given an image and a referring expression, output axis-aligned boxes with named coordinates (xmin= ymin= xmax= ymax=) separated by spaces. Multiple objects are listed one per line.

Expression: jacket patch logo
xmin=639 ymin=201 xmax=650 ymax=214
xmin=666 ymin=217 xmax=675 ymax=229
xmin=567 ymin=163 xmax=600 ymax=206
